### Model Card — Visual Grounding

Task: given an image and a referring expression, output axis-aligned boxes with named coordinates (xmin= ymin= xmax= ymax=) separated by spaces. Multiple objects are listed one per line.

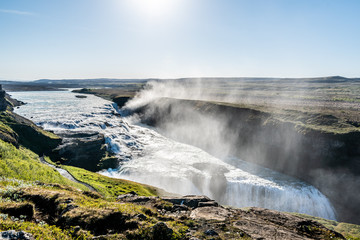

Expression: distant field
xmin=202 ymin=78 xmax=360 ymax=133
xmin=72 ymin=76 xmax=360 ymax=134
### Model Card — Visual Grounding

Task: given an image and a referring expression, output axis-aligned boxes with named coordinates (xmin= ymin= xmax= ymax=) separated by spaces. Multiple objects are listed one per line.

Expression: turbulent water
xmin=11 ymin=90 xmax=336 ymax=220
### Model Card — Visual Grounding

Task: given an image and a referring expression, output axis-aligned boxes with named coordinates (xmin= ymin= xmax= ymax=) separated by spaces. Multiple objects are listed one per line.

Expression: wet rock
xmin=0 ymin=230 xmax=34 ymax=240
xmin=162 ymin=195 xmax=217 ymax=208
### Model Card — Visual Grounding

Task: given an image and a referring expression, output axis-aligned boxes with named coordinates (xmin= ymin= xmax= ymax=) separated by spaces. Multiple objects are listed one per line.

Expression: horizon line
xmin=0 ymin=75 xmax=358 ymax=82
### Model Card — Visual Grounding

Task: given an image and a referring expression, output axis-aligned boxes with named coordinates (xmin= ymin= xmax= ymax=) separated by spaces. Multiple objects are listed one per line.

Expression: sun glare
xmin=122 ymin=0 xmax=184 ymax=22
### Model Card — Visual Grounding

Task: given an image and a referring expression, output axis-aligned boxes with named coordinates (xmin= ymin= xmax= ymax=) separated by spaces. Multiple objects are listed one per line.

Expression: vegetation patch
xmin=61 ymin=165 xmax=159 ymax=199
xmin=0 ymin=216 xmax=93 ymax=240
xmin=0 ymin=139 xmax=88 ymax=191
xmin=0 ymin=184 xmax=163 ymax=238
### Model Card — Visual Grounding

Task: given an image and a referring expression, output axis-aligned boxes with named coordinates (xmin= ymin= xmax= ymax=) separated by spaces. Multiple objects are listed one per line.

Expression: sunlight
xmin=122 ymin=0 xmax=185 ymax=22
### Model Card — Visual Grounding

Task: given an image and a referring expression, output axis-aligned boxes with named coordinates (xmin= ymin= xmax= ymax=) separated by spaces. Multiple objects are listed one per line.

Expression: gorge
xmin=11 ymin=90 xmax=338 ymax=222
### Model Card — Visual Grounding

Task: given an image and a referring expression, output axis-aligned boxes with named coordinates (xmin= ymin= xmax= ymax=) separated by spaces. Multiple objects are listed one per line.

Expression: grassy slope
xmin=44 ymin=155 xmax=161 ymax=199
xmin=62 ymin=165 xmax=159 ymax=199
xmin=0 ymin=107 xmax=161 ymax=199
xmin=0 ymin=120 xmax=169 ymax=239
xmin=291 ymin=213 xmax=360 ymax=240
xmin=0 ymin=180 xmax=186 ymax=239
xmin=0 ymin=139 xmax=88 ymax=191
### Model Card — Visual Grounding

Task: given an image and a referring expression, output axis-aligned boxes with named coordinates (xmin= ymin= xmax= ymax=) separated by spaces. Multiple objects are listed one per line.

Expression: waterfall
xmin=11 ymin=90 xmax=337 ymax=220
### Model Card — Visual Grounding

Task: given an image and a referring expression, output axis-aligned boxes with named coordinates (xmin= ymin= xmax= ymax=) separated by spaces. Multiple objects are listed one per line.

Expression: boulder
xmin=0 ymin=230 xmax=34 ymax=240
xmin=55 ymin=131 xmax=107 ymax=171
xmin=162 ymin=195 xmax=217 ymax=208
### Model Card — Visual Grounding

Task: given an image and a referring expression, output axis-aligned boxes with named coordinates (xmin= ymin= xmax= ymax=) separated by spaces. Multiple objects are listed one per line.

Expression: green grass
xmin=0 ymin=121 xmax=15 ymax=134
xmin=333 ymin=97 xmax=360 ymax=103
xmin=61 ymin=165 xmax=159 ymax=199
xmin=0 ymin=217 xmax=93 ymax=240
xmin=0 ymin=139 xmax=88 ymax=191
xmin=0 ymin=184 xmax=171 ymax=239
xmin=291 ymin=213 xmax=360 ymax=240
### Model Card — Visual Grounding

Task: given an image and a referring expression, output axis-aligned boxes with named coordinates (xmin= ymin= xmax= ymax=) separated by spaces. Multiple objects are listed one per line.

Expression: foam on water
xmin=11 ymin=90 xmax=336 ymax=220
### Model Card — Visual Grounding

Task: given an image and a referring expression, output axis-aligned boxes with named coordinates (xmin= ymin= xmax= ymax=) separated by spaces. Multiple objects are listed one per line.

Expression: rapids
xmin=11 ymin=90 xmax=336 ymax=220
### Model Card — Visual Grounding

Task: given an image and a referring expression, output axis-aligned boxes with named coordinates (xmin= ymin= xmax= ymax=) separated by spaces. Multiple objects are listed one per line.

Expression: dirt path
xmin=39 ymin=156 xmax=96 ymax=192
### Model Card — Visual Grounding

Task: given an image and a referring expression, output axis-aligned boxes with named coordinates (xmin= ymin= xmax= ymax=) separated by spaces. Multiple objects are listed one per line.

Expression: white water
xmin=11 ymin=90 xmax=336 ymax=220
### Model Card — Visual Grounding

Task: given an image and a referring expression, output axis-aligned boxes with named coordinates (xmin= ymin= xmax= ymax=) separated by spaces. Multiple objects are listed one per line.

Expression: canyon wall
xmin=132 ymin=98 xmax=360 ymax=224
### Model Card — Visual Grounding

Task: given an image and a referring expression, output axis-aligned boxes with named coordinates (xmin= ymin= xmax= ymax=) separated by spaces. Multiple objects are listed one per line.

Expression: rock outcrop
xmin=116 ymin=193 xmax=345 ymax=239
xmin=0 ymin=111 xmax=61 ymax=155
xmin=0 ymin=85 xmax=7 ymax=111
xmin=0 ymin=87 xmax=61 ymax=155
xmin=162 ymin=195 xmax=219 ymax=208
xmin=54 ymin=131 xmax=109 ymax=171
xmin=0 ymin=85 xmax=24 ymax=111
xmin=0 ymin=87 xmax=116 ymax=172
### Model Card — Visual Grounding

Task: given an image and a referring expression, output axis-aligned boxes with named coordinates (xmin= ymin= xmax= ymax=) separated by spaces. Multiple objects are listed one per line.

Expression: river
xmin=10 ymin=90 xmax=336 ymax=220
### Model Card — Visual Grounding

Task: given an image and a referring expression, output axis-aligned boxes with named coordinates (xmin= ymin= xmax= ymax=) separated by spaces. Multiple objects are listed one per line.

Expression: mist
xmin=125 ymin=79 xmax=307 ymax=171
xmin=119 ymin=78 xmax=360 ymax=221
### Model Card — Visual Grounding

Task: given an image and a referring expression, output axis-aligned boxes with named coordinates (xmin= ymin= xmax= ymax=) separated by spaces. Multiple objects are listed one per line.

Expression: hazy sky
xmin=1 ymin=0 xmax=360 ymax=80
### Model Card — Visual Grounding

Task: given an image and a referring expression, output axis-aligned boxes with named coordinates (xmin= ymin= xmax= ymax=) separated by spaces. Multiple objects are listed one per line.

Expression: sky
xmin=1 ymin=0 xmax=360 ymax=81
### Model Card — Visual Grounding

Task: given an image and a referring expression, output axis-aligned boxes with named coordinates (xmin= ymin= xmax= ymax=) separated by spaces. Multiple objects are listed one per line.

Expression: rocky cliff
xmin=0 ymin=86 xmax=61 ymax=155
xmin=53 ymin=131 xmax=114 ymax=171
xmin=132 ymin=97 xmax=360 ymax=224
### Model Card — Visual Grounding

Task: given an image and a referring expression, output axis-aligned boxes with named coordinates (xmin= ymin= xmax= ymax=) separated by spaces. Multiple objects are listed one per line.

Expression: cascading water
xmin=11 ymin=90 xmax=336 ymax=220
